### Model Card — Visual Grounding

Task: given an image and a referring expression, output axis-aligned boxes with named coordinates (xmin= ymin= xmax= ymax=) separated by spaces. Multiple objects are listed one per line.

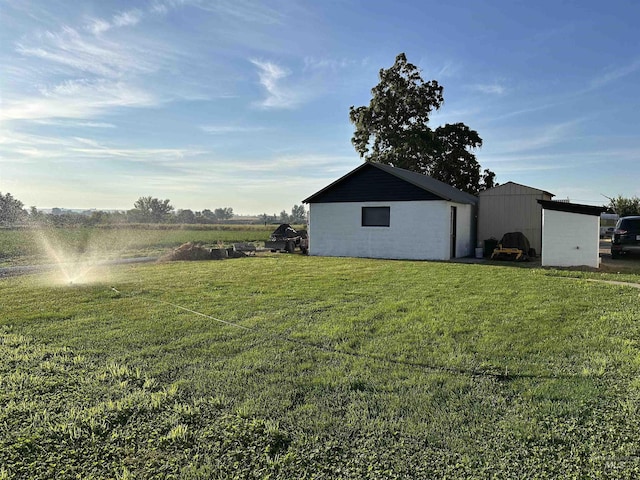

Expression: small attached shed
xmin=302 ymin=162 xmax=478 ymax=261
xmin=478 ymin=182 xmax=554 ymax=256
xmin=537 ymin=200 xmax=607 ymax=268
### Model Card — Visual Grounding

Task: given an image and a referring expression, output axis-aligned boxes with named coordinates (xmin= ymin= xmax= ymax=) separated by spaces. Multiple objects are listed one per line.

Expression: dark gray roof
xmin=303 ymin=162 xmax=478 ymax=205
xmin=302 ymin=162 xmax=478 ymax=205
xmin=372 ymin=162 xmax=479 ymax=205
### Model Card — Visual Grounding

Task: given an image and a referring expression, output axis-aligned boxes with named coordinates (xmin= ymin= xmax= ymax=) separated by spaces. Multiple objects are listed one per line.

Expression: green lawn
xmin=1 ymin=256 xmax=640 ymax=478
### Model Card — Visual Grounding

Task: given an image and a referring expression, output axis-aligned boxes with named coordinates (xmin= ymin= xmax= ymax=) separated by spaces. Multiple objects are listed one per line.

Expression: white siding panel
xmin=308 ymin=201 xmax=473 ymax=260
xmin=541 ymin=210 xmax=600 ymax=268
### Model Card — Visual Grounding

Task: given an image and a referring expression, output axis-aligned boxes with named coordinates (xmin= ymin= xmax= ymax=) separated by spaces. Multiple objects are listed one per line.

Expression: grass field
xmin=0 ymin=225 xmax=277 ymax=267
xmin=1 ymin=254 xmax=640 ymax=479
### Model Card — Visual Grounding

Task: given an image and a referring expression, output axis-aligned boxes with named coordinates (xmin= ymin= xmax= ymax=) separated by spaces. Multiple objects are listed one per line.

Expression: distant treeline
xmin=21 ymin=208 xmax=306 ymax=227
xmin=1 ymin=193 xmax=307 ymax=227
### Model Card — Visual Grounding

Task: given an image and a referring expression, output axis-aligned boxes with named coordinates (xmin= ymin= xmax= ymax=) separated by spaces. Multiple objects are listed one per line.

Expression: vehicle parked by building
xmin=600 ymin=227 xmax=615 ymax=238
xmin=611 ymin=216 xmax=640 ymax=258
xmin=265 ymin=224 xmax=308 ymax=254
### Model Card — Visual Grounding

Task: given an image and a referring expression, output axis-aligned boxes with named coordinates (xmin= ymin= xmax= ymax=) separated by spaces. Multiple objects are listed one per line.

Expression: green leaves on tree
xmin=349 ymin=53 xmax=496 ymax=194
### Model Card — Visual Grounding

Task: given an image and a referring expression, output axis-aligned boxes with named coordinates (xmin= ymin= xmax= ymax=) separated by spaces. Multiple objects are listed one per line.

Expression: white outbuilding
xmin=302 ymin=162 xmax=478 ymax=260
xmin=537 ymin=200 xmax=607 ymax=268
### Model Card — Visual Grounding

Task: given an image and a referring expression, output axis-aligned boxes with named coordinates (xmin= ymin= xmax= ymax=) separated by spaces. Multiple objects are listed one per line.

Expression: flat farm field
xmin=1 ymin=255 xmax=640 ymax=479
xmin=0 ymin=225 xmax=275 ymax=267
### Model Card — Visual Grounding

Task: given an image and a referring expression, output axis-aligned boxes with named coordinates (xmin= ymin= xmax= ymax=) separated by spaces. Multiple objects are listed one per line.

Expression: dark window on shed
xmin=362 ymin=207 xmax=390 ymax=227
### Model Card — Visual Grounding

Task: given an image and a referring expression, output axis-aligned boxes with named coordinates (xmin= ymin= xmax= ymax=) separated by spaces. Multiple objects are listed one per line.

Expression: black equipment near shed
xmin=265 ymin=224 xmax=309 ymax=254
xmin=491 ymin=232 xmax=532 ymax=261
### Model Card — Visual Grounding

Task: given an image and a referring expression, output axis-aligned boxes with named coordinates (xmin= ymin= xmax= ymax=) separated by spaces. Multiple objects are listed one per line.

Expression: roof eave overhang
xmin=537 ymin=199 xmax=607 ymax=216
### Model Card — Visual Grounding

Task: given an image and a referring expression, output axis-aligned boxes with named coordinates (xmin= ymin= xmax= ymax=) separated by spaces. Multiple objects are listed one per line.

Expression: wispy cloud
xmin=303 ymin=56 xmax=353 ymax=71
xmin=150 ymin=2 xmax=169 ymax=15
xmin=146 ymin=0 xmax=284 ymax=24
xmin=484 ymin=161 xmax=570 ymax=174
xmin=0 ymin=131 xmax=88 ymax=162
xmin=60 ymin=137 xmax=206 ymax=163
xmin=589 ymin=58 xmax=640 ymax=90
xmin=193 ymin=0 xmax=284 ymax=24
xmin=489 ymin=119 xmax=585 ymax=154
xmin=200 ymin=125 xmax=266 ymax=134
xmin=251 ymin=59 xmax=301 ymax=109
xmin=86 ymin=18 xmax=111 ymax=35
xmin=436 ymin=60 xmax=459 ymax=78
xmin=487 ymin=102 xmax=562 ymax=122
xmin=470 ymin=83 xmax=506 ymax=95
xmin=113 ymin=9 xmax=143 ymax=28
xmin=33 ymin=120 xmax=117 ymax=128
xmin=70 ymin=146 xmax=201 ymax=162
xmin=415 ymin=57 xmax=460 ymax=79
xmin=227 ymin=154 xmax=354 ymax=174
xmin=85 ymin=9 xmax=143 ymax=35
xmin=16 ymin=25 xmax=158 ymax=77
xmin=480 ymin=150 xmax=624 ymax=180
xmin=6 ymin=6 xmax=182 ymax=124
xmin=1 ymin=80 xmax=158 ymax=122
xmin=0 ymin=131 xmax=205 ymax=164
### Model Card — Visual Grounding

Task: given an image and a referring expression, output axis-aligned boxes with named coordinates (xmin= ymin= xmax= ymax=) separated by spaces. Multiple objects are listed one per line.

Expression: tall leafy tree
xmin=131 ymin=196 xmax=174 ymax=223
xmin=213 ymin=207 xmax=234 ymax=221
xmin=349 ymin=53 xmax=495 ymax=194
xmin=278 ymin=210 xmax=290 ymax=224
xmin=290 ymin=204 xmax=307 ymax=224
xmin=0 ymin=192 xmax=26 ymax=225
xmin=199 ymin=209 xmax=217 ymax=223
xmin=175 ymin=209 xmax=196 ymax=224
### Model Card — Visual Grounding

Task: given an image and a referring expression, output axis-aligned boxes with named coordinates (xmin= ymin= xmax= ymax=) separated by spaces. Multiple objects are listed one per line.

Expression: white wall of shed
xmin=478 ymin=183 xmax=552 ymax=255
xmin=541 ymin=209 xmax=600 ymax=268
xmin=307 ymin=201 xmax=474 ymax=260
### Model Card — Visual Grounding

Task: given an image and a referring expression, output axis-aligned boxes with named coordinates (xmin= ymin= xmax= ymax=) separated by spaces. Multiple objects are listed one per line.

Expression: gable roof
xmin=480 ymin=181 xmax=554 ymax=198
xmin=303 ymin=162 xmax=478 ymax=205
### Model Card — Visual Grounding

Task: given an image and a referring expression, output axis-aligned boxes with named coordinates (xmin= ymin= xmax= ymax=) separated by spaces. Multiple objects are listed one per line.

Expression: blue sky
xmin=1 ymin=0 xmax=639 ymax=214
